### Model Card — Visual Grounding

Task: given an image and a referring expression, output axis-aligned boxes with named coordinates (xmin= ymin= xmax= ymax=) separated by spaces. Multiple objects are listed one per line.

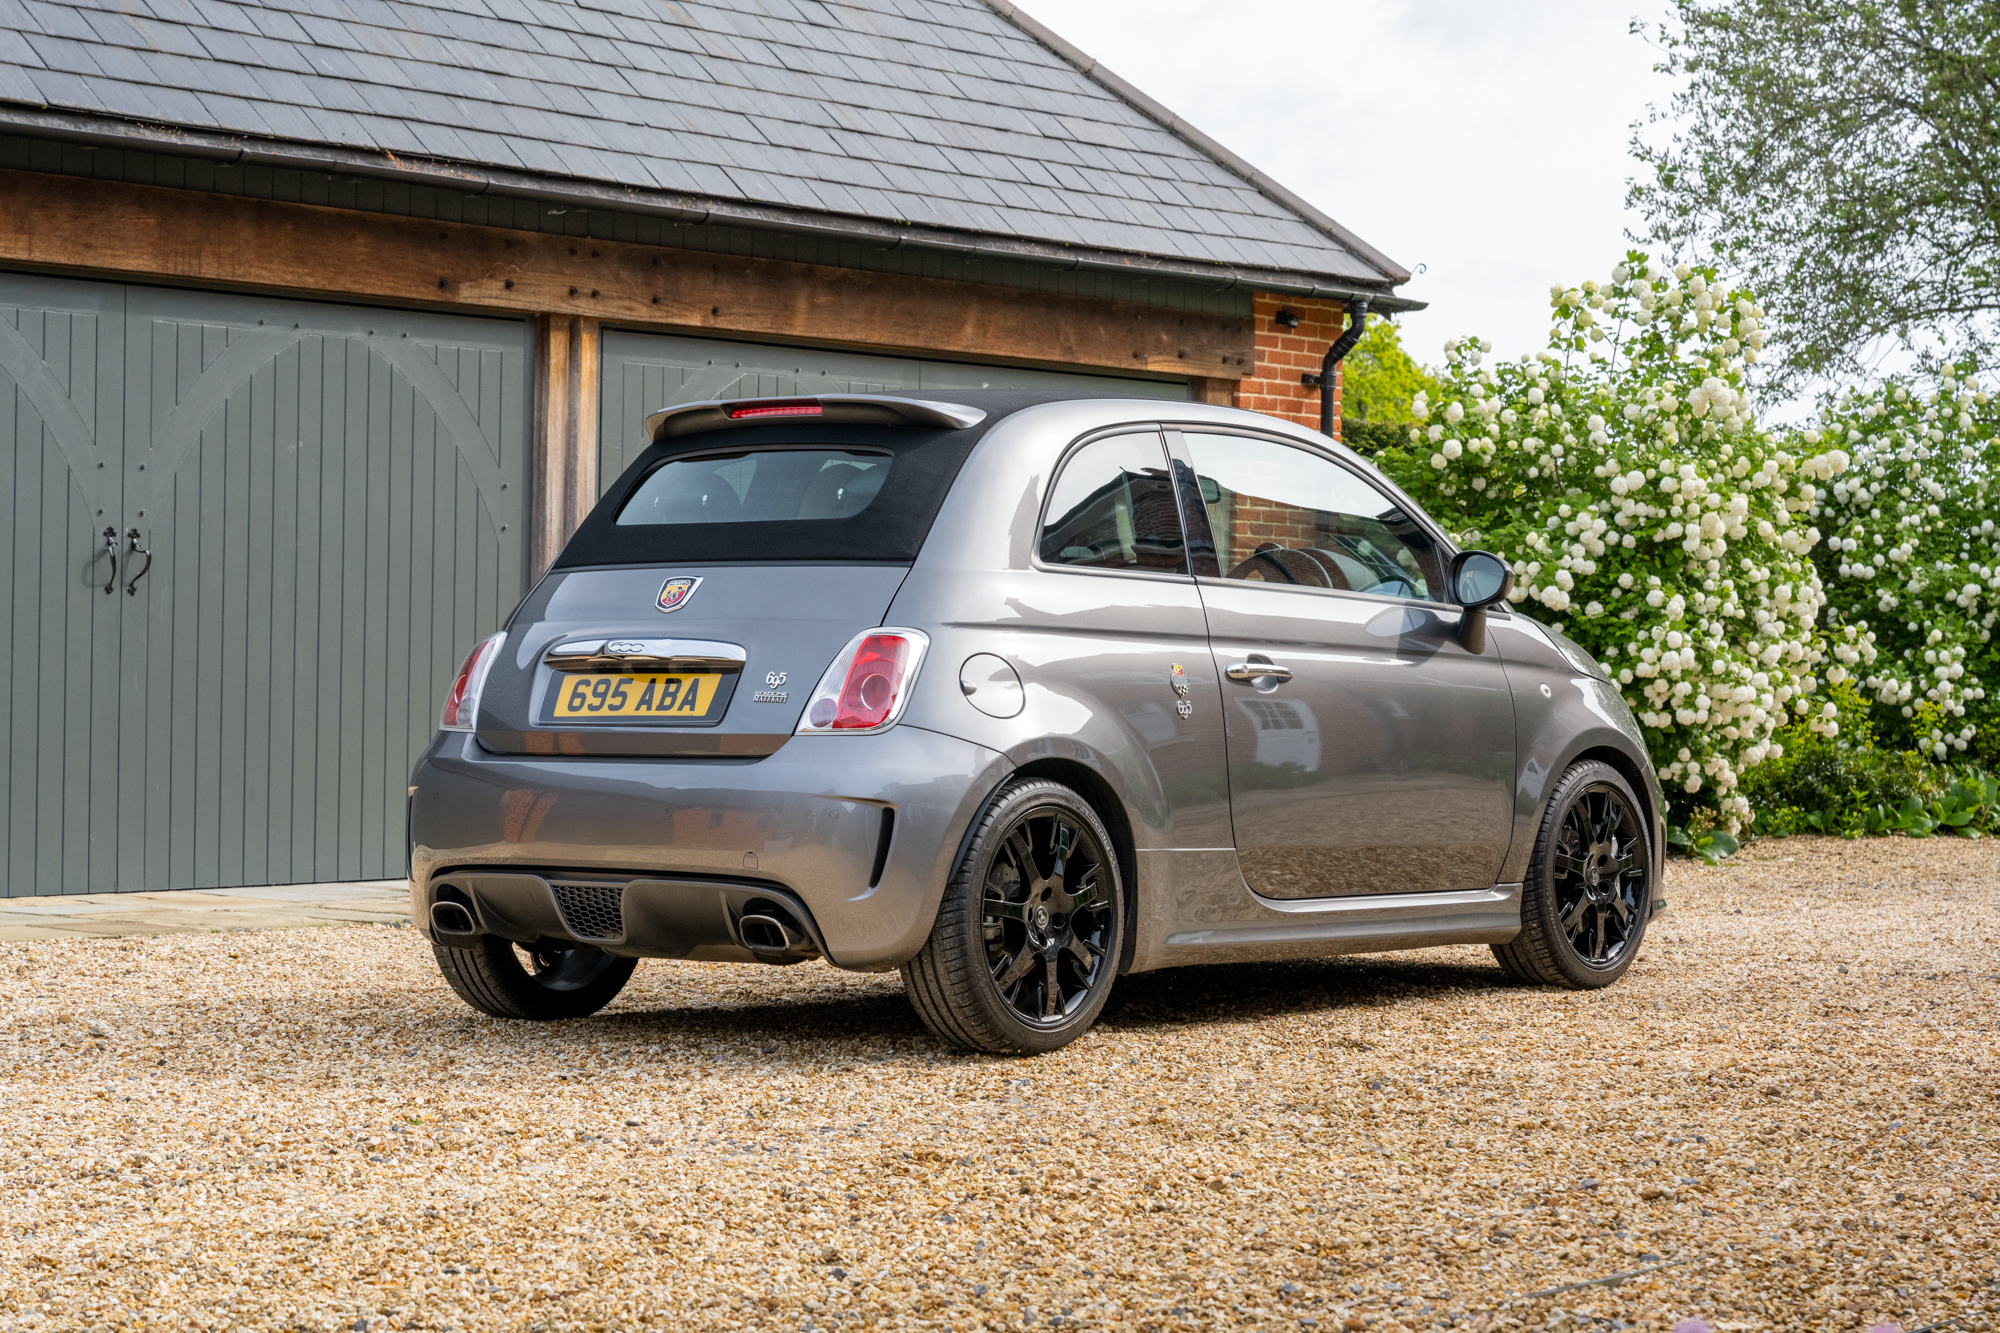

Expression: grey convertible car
xmin=410 ymin=392 xmax=1664 ymax=1053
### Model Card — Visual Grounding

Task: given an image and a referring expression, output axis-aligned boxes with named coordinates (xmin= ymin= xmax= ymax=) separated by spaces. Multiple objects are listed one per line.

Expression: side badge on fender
xmin=1170 ymin=662 xmax=1193 ymax=718
xmin=656 ymin=576 xmax=703 ymax=614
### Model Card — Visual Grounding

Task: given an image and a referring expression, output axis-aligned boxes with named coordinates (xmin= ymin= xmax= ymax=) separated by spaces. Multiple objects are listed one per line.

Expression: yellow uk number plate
xmin=548 ymin=672 xmax=724 ymax=721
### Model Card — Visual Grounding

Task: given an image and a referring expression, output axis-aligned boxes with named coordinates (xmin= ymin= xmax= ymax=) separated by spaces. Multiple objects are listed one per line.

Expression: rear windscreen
xmin=617 ymin=449 xmax=891 ymax=526
xmin=553 ymin=419 xmax=987 ymax=568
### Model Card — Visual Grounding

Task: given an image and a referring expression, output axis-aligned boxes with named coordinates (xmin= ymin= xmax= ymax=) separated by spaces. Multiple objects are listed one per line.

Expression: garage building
xmin=0 ymin=0 xmax=1417 ymax=896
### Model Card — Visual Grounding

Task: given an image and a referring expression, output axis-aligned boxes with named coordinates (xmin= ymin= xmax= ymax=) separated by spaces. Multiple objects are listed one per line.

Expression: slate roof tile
xmin=0 ymin=61 xmax=46 ymax=101
xmin=20 ymin=0 xmax=97 ymax=38
xmin=0 ymin=0 xmax=1393 ymax=281
xmin=24 ymin=31 xmax=105 ymax=76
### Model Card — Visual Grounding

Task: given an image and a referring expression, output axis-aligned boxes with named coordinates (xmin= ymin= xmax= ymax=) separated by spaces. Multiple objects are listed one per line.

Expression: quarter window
xmin=1039 ymin=433 xmax=1186 ymax=574
xmin=1183 ymin=433 xmax=1442 ymax=600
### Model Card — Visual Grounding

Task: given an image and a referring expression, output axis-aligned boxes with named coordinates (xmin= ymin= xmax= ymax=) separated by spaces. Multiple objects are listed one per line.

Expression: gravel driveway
xmin=3 ymin=838 xmax=1995 ymax=1333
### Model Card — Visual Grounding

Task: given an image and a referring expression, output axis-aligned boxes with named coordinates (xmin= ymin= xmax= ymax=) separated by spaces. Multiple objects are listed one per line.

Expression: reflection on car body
xmin=410 ymin=392 xmax=1666 ymax=1053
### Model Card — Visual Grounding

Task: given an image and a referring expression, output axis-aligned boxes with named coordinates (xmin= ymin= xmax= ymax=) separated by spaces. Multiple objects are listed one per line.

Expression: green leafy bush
xmin=1374 ymin=251 xmax=1850 ymax=833
xmin=1737 ymin=682 xmax=1945 ymax=834
xmin=1807 ymin=362 xmax=2000 ymax=758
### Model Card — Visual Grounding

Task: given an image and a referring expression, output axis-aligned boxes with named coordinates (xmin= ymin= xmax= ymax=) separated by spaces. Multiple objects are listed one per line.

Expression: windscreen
xmin=617 ymin=449 xmax=891 ymax=525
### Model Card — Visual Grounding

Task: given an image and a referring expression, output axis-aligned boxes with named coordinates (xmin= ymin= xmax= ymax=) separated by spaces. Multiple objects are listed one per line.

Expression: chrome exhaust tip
xmin=738 ymin=913 xmax=802 ymax=954
xmin=430 ymin=900 xmax=478 ymax=936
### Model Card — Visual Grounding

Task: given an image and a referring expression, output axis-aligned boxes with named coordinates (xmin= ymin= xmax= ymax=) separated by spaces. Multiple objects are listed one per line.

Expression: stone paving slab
xmin=0 ymin=879 xmax=411 ymax=940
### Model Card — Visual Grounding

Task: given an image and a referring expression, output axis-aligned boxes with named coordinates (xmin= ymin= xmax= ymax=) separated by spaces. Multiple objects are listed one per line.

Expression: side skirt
xmin=1132 ymin=855 xmax=1522 ymax=971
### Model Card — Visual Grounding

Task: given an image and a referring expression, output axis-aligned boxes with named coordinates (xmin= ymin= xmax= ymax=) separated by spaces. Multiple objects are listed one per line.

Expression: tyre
xmin=1492 ymin=760 xmax=1652 ymax=988
xmin=901 ymin=778 xmax=1125 ymax=1054
xmin=432 ymin=936 xmax=637 ymax=1020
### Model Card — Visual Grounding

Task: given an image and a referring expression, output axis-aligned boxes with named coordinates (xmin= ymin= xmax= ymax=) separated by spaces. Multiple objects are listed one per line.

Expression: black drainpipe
xmin=1301 ymin=299 xmax=1371 ymax=439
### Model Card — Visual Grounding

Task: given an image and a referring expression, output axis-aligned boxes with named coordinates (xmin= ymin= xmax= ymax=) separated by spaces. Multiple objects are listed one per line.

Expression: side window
xmin=1039 ymin=433 xmax=1187 ymax=574
xmin=1182 ymin=433 xmax=1442 ymax=600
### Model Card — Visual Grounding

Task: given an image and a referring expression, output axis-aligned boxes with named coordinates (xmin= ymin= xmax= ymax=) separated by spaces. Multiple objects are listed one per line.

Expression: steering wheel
xmin=1225 ymin=545 xmax=1334 ymax=588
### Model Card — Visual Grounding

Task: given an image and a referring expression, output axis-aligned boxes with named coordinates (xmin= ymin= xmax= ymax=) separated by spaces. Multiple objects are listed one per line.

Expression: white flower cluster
xmin=1813 ymin=364 xmax=1999 ymax=758
xmin=1388 ymin=256 xmax=1849 ymax=833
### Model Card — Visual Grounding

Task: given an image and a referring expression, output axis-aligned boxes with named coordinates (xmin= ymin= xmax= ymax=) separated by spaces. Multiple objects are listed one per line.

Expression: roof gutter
xmin=0 ymin=104 xmax=1425 ymax=313
xmin=978 ymin=0 xmax=1413 ymax=287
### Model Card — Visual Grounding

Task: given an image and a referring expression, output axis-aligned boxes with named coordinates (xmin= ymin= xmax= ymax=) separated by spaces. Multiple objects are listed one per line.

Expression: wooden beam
xmin=531 ymin=314 xmax=600 ymax=578
xmin=1187 ymin=376 xmax=1237 ymax=407
xmin=0 ymin=169 xmax=1253 ymax=381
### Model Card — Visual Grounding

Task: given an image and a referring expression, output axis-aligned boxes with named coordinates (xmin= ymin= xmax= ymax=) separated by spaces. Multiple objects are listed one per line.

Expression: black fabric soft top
xmin=553 ymin=390 xmax=1177 ymax=568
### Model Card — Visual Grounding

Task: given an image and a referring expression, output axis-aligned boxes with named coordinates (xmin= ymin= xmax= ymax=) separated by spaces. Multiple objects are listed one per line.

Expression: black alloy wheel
xmin=432 ymin=934 xmax=637 ymax=1020
xmin=1551 ymin=782 xmax=1647 ymax=967
xmin=1493 ymin=759 xmax=1652 ymax=989
xmin=901 ymin=778 xmax=1126 ymax=1054
xmin=981 ymin=806 xmax=1116 ymax=1027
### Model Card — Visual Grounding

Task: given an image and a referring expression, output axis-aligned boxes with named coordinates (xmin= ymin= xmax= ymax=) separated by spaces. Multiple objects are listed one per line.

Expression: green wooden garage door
xmin=0 ymin=273 xmax=530 ymax=897
xmin=598 ymin=331 xmax=1189 ymax=488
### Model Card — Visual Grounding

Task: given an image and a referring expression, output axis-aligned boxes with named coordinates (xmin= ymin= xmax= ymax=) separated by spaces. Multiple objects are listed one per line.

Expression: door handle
xmin=1226 ymin=660 xmax=1294 ymax=683
xmin=93 ymin=526 xmax=117 ymax=595
xmin=124 ymin=529 xmax=152 ymax=597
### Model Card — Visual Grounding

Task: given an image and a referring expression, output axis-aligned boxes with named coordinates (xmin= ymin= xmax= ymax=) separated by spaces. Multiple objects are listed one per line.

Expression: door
xmin=1 ymin=273 xmax=530 ymax=896
xmin=598 ymin=330 xmax=1190 ymax=490
xmin=1177 ymin=429 xmax=1516 ymax=898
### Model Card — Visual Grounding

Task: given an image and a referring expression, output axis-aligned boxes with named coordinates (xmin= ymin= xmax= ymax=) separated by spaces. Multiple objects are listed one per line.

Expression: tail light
xmin=439 ymin=632 xmax=507 ymax=732
xmin=796 ymin=629 xmax=929 ymax=735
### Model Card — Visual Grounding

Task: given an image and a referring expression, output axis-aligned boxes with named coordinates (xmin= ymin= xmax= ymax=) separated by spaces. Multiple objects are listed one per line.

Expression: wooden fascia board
xmin=0 ymin=169 xmax=1253 ymax=381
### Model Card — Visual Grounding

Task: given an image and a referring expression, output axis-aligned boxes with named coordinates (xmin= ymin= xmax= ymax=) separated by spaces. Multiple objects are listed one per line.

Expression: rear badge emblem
xmin=656 ymin=576 xmax=703 ymax=614
xmin=754 ymin=670 xmax=789 ymax=703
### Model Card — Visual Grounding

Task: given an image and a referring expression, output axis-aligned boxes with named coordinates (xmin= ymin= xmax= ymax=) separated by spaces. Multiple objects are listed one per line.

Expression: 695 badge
xmin=656 ymin=575 xmax=703 ymax=614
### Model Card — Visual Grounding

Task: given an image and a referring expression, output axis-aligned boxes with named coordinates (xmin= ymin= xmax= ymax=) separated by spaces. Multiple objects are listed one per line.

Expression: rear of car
xmin=408 ymin=397 xmax=1018 ymax=999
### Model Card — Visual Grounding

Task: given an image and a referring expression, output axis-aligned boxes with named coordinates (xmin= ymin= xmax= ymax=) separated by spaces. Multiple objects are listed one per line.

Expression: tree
xmin=1629 ymin=1 xmax=2000 ymax=387
xmin=1339 ymin=318 xmax=1439 ymax=454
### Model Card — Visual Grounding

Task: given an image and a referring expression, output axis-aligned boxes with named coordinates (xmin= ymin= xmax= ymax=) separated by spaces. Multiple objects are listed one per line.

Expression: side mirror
xmin=1448 ymin=550 xmax=1513 ymax=655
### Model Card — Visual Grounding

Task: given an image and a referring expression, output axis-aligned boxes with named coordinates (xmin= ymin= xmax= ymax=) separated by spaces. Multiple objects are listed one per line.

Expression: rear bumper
xmin=409 ymin=726 xmax=1009 ymax=970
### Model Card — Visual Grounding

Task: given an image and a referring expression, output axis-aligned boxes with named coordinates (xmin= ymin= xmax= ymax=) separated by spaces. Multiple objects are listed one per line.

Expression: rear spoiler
xmin=644 ymin=394 xmax=986 ymax=442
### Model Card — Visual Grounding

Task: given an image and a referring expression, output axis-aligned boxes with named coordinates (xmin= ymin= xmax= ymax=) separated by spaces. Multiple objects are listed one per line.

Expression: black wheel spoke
xmin=1050 ymin=819 xmax=1077 ymax=878
xmin=984 ymin=898 xmax=1027 ymax=923
xmin=1064 ymin=933 xmax=1096 ymax=973
xmin=993 ymin=942 xmax=1038 ymax=989
xmin=1005 ymin=828 xmax=1037 ymax=880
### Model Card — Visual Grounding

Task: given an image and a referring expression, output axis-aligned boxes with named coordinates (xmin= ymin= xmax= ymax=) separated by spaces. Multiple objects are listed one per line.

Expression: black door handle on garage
xmin=124 ymin=528 xmax=152 ymax=596
xmin=94 ymin=525 xmax=117 ymax=595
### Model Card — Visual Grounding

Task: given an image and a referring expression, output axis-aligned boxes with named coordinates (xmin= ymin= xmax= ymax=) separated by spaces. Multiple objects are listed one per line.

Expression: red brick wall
xmin=1233 ymin=292 xmax=1347 ymax=440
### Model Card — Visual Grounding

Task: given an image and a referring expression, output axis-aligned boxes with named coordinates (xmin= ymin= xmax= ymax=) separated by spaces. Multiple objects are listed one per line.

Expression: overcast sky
xmin=1011 ymin=0 xmax=1680 ymax=368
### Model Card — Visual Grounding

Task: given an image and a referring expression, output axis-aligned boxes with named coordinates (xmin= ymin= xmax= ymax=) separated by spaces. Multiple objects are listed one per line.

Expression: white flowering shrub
xmin=1375 ymin=253 xmax=1852 ymax=832
xmin=1809 ymin=362 xmax=2000 ymax=759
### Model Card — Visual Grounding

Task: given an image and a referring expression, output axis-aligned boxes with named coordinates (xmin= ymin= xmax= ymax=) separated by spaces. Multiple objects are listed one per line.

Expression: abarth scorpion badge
xmin=656 ymin=576 xmax=702 ymax=614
